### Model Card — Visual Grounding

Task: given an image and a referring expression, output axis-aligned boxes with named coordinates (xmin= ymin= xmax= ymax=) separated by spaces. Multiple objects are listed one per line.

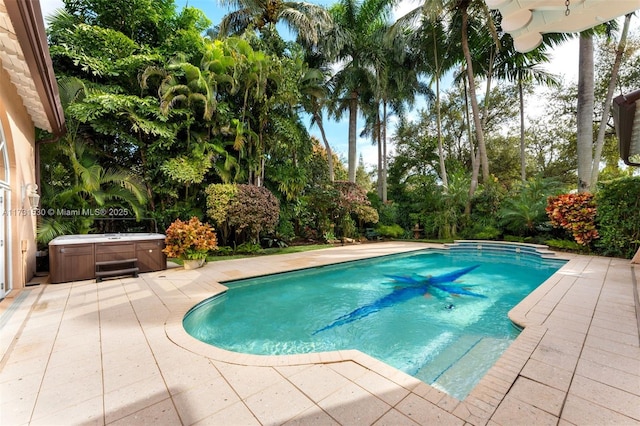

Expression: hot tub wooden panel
xmin=49 ymin=234 xmax=166 ymax=283
xmin=49 ymin=244 xmax=95 ymax=283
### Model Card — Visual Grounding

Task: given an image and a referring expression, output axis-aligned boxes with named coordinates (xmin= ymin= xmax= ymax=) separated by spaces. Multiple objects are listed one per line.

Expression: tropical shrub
xmin=206 ymin=184 xmax=279 ymax=245
xmin=546 ymin=193 xmax=599 ymax=246
xmin=163 ymin=217 xmax=218 ymax=260
xmin=205 ymin=184 xmax=238 ymax=245
xmin=499 ymin=177 xmax=563 ymax=236
xmin=595 ymin=177 xmax=640 ymax=258
xmin=375 ymin=224 xmax=404 ymax=239
xmin=304 ymin=182 xmax=378 ymax=238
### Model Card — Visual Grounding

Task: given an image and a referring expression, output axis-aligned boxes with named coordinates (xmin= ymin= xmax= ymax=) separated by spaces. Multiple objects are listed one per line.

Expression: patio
xmin=0 ymin=242 xmax=638 ymax=425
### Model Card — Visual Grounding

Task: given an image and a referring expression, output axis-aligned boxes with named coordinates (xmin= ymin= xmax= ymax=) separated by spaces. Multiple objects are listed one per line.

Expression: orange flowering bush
xmin=163 ymin=217 xmax=218 ymax=260
xmin=546 ymin=193 xmax=599 ymax=246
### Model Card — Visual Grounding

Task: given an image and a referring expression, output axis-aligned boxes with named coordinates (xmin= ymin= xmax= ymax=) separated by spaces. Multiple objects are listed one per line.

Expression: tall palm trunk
xmin=519 ymin=78 xmax=526 ymax=181
xmin=591 ymin=13 xmax=632 ymax=187
xmin=577 ymin=33 xmax=594 ymax=192
xmin=348 ymin=91 xmax=358 ymax=183
xmin=434 ymin=31 xmax=448 ymax=189
xmin=376 ymin=108 xmax=383 ymax=198
xmin=382 ymin=100 xmax=388 ymax=202
xmin=314 ymin=110 xmax=335 ymax=181
xmin=461 ymin=3 xmax=489 ymax=184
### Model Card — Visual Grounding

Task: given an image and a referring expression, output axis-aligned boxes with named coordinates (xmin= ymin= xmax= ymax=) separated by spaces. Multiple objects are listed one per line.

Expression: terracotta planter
xmin=183 ymin=258 xmax=205 ymax=270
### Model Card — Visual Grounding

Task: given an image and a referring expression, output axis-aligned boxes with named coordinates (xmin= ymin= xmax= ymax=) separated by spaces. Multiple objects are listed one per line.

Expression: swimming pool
xmin=183 ymin=248 xmax=565 ymax=399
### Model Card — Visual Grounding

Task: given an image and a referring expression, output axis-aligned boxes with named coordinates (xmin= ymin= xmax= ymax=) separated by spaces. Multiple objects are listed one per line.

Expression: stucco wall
xmin=0 ymin=65 xmax=38 ymax=290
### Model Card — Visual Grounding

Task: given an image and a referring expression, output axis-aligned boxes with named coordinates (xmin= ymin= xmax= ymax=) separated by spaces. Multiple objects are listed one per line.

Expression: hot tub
xmin=49 ymin=233 xmax=166 ymax=283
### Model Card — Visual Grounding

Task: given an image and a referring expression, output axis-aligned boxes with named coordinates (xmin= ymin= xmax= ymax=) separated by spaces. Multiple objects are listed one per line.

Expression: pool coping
xmin=164 ymin=242 xmax=577 ymax=421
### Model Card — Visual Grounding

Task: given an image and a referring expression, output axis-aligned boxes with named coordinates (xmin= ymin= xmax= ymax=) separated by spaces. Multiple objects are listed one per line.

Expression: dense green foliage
xmin=206 ymin=184 xmax=279 ymax=245
xmin=594 ymin=177 xmax=640 ymax=258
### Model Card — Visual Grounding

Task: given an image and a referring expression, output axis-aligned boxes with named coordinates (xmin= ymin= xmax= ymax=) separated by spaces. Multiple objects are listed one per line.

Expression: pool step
xmin=415 ymin=335 xmax=512 ymax=399
xmin=414 ymin=334 xmax=483 ymax=383
xmin=443 ymin=240 xmax=557 ymax=258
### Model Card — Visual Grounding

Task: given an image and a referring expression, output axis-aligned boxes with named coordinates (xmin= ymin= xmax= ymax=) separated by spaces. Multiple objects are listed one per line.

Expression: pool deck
xmin=0 ymin=242 xmax=638 ymax=425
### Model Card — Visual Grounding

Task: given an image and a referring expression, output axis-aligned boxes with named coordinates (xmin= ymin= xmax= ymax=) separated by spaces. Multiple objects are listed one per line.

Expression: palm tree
xmin=591 ymin=13 xmax=633 ymax=187
xmin=577 ymin=32 xmax=595 ymax=193
xmin=299 ymin=51 xmax=336 ymax=181
xmin=217 ymin=0 xmax=332 ymax=47
xmin=492 ymin=38 xmax=560 ymax=182
xmin=324 ymin=0 xmax=393 ymax=182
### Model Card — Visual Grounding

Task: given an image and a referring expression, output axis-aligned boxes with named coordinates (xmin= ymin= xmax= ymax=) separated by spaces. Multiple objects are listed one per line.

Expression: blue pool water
xmin=184 ymin=248 xmax=565 ymax=399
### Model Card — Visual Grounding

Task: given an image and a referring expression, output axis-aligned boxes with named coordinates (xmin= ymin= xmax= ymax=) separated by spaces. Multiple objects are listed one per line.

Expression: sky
xmin=40 ymin=0 xmax=585 ymax=169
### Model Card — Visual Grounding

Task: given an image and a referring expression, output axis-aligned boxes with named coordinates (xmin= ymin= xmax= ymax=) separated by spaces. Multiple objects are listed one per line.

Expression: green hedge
xmin=595 ymin=177 xmax=640 ymax=259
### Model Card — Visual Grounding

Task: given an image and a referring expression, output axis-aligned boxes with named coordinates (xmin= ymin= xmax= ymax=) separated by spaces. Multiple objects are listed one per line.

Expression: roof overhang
xmin=0 ymin=0 xmax=65 ymax=135
xmin=613 ymin=90 xmax=640 ymax=166
xmin=486 ymin=0 xmax=640 ymax=53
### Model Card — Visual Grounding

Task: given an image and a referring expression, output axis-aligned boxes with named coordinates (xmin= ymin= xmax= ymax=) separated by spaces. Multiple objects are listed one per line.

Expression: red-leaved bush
xmin=546 ymin=193 xmax=599 ymax=246
xmin=163 ymin=217 xmax=218 ymax=260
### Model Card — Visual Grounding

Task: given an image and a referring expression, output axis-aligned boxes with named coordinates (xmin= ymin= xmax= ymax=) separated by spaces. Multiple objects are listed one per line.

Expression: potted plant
xmin=163 ymin=217 xmax=218 ymax=269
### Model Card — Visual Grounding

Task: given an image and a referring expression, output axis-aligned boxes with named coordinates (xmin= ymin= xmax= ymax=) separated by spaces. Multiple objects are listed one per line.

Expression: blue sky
xmin=41 ymin=0 xmax=582 ymax=170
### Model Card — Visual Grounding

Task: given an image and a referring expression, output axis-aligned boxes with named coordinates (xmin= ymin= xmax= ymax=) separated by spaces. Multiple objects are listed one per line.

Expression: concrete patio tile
xmin=585 ymin=334 xmax=640 ymax=359
xmin=575 ymin=358 xmax=640 ymax=395
xmin=591 ymin=316 xmax=639 ymax=337
xmin=29 ymin=395 xmax=103 ymax=426
xmin=104 ymin=374 xmax=169 ymax=423
xmin=507 ymin=376 xmax=564 ymax=416
xmin=327 ymin=360 xmax=369 ymax=381
xmin=569 ymin=374 xmax=640 ymax=421
xmin=102 ymin=354 xmax=162 ymax=393
xmin=586 ymin=325 xmax=640 ymax=349
xmin=560 ymin=393 xmax=639 ymax=425
xmin=192 ymin=401 xmax=260 ymax=426
xmin=213 ymin=363 xmax=285 ymax=400
xmin=107 ymin=397 xmax=181 ymax=426
xmin=318 ymin=381 xmax=391 ymax=425
xmin=353 ymin=369 xmax=411 ymax=406
xmin=372 ymin=408 xmax=421 ymax=425
xmin=286 ymin=364 xmax=352 ymax=402
xmin=282 ymin=405 xmax=340 ymax=425
xmin=172 ymin=375 xmax=241 ymax=425
xmin=519 ymin=358 xmax=573 ymax=392
xmin=530 ymin=343 xmax=580 ymax=373
xmin=0 ymin=397 xmax=36 ymax=425
xmin=394 ymin=393 xmax=463 ymax=425
xmin=244 ymin=379 xmax=316 ymax=425
xmin=158 ymin=354 xmax=222 ymax=394
xmin=31 ymin=361 xmax=103 ymax=420
xmin=491 ymin=395 xmax=558 ymax=426
xmin=579 ymin=345 xmax=639 ymax=374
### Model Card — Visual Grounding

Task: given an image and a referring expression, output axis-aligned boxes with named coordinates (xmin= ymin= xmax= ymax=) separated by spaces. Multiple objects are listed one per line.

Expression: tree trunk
xmin=382 ymin=100 xmax=388 ymax=203
xmin=434 ymin=32 xmax=448 ymax=190
xmin=577 ymin=33 xmax=594 ymax=193
xmin=348 ymin=91 xmax=358 ymax=183
xmin=314 ymin=111 xmax=335 ymax=181
xmin=376 ymin=108 xmax=383 ymax=198
xmin=591 ymin=13 xmax=632 ymax=187
xmin=463 ymin=76 xmax=478 ymax=214
xmin=519 ymin=78 xmax=526 ymax=181
xmin=461 ymin=5 xmax=489 ymax=183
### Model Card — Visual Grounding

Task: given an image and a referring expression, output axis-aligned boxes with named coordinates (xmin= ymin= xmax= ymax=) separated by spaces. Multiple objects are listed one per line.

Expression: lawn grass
xmin=203 ymin=243 xmax=333 ymax=262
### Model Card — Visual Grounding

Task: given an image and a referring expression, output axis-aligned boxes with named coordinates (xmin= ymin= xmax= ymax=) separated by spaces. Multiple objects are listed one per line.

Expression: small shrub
xmin=545 ymin=238 xmax=585 ymax=252
xmin=235 ymin=242 xmax=263 ymax=254
xmin=472 ymin=226 xmax=501 ymax=240
xmin=163 ymin=217 xmax=218 ymax=260
xmin=546 ymin=193 xmax=599 ymax=246
xmin=376 ymin=224 xmax=404 ymax=239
